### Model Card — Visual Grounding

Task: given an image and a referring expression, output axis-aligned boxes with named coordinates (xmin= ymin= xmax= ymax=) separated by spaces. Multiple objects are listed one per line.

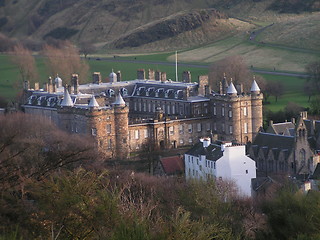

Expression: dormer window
xmin=121 ymin=88 xmax=128 ymax=96
xmin=146 ymin=87 xmax=154 ymax=96
xmin=137 ymin=87 xmax=145 ymax=96
xmin=165 ymin=89 xmax=173 ymax=98
xmin=155 ymin=88 xmax=164 ymax=97
xmin=106 ymin=89 xmax=115 ymax=97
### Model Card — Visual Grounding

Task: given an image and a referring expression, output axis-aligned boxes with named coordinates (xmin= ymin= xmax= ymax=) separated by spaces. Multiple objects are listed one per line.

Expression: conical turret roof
xmin=227 ymin=80 xmax=237 ymax=95
xmin=250 ymin=79 xmax=260 ymax=92
xmin=61 ymin=88 xmax=74 ymax=107
xmin=113 ymin=92 xmax=125 ymax=106
xmin=88 ymin=95 xmax=100 ymax=108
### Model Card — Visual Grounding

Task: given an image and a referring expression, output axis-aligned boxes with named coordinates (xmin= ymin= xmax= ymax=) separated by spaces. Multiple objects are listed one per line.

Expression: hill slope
xmin=0 ymin=0 xmax=319 ymax=51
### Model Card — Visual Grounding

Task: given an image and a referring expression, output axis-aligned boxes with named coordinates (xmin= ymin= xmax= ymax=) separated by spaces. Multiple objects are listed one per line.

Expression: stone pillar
xmin=92 ymin=72 xmax=102 ymax=84
xmin=182 ymin=71 xmax=191 ymax=83
xmin=137 ymin=69 xmax=145 ymax=80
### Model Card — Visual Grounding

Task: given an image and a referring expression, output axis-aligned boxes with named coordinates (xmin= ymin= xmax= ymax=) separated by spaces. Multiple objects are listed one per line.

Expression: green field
xmin=0 ymin=54 xmax=312 ymax=112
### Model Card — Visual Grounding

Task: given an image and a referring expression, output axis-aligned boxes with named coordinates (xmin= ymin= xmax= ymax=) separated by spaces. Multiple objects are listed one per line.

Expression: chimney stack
xmin=72 ymin=74 xmax=79 ymax=94
xmin=182 ymin=71 xmax=191 ymax=83
xmin=161 ymin=72 xmax=167 ymax=82
xmin=148 ymin=69 xmax=155 ymax=80
xmin=92 ymin=72 xmax=102 ymax=84
xmin=137 ymin=69 xmax=145 ymax=80
xmin=117 ymin=71 xmax=122 ymax=82
xmin=155 ymin=70 xmax=161 ymax=81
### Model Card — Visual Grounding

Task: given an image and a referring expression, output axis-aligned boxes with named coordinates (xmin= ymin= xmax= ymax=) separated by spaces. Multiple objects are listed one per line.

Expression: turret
xmin=60 ymin=87 xmax=74 ymax=107
xmin=88 ymin=95 xmax=100 ymax=109
xmin=109 ymin=70 xmax=117 ymax=83
xmin=250 ymin=78 xmax=263 ymax=140
xmin=227 ymin=79 xmax=237 ymax=96
xmin=112 ymin=93 xmax=129 ymax=159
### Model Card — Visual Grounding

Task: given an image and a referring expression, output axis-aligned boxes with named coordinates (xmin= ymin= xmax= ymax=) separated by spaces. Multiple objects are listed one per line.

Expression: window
xmin=144 ymin=129 xmax=149 ymax=138
xmin=246 ymin=170 xmax=248 ymax=174
xmin=244 ymin=123 xmax=248 ymax=133
xmin=189 ymin=138 xmax=193 ymax=143
xmin=200 ymin=165 xmax=202 ymax=171
xmin=197 ymin=123 xmax=202 ymax=132
xmin=106 ymin=124 xmax=111 ymax=134
xmin=214 ymin=162 xmax=216 ymax=169
xmin=134 ymin=130 xmax=139 ymax=139
xmin=243 ymin=107 xmax=247 ymax=116
xmin=91 ymin=128 xmax=97 ymax=136
xmin=169 ymin=126 xmax=174 ymax=135
xmin=197 ymin=159 xmax=199 ymax=165
xmin=179 ymin=139 xmax=184 ymax=144
xmin=229 ymin=125 xmax=233 ymax=134
xmin=143 ymin=102 xmax=146 ymax=111
xmin=222 ymin=123 xmax=225 ymax=132
xmin=222 ymin=107 xmax=225 ymax=116
xmin=188 ymin=124 xmax=193 ymax=133
xmin=108 ymin=139 xmax=112 ymax=149
xmin=172 ymin=105 xmax=176 ymax=115
xmin=206 ymin=123 xmax=211 ymax=131
xmin=167 ymin=105 xmax=171 ymax=114
xmin=228 ymin=110 xmax=232 ymax=118
xmin=179 ymin=125 xmax=184 ymax=134
xmin=213 ymin=106 xmax=217 ymax=116
xmin=300 ymin=149 xmax=306 ymax=164
xmin=213 ymin=122 xmax=217 ymax=131
xmin=148 ymin=103 xmax=151 ymax=112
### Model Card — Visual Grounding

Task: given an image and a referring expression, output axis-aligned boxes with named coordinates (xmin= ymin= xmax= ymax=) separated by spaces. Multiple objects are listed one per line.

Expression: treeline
xmin=2 ymin=113 xmax=320 ymax=239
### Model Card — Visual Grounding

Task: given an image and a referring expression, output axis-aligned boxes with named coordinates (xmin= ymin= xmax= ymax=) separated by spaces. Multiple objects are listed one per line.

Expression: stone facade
xmin=248 ymin=112 xmax=320 ymax=177
xmin=22 ymin=69 xmax=263 ymax=160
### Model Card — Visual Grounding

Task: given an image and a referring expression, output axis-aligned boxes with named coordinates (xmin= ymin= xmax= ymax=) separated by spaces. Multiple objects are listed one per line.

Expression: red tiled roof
xmin=160 ymin=156 xmax=184 ymax=175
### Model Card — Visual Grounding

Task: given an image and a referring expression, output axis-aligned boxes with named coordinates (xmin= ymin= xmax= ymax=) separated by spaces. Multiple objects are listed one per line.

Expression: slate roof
xmin=267 ymin=122 xmax=295 ymax=136
xmin=185 ymin=142 xmax=223 ymax=161
xmin=252 ymin=132 xmax=295 ymax=159
xmin=160 ymin=156 xmax=184 ymax=175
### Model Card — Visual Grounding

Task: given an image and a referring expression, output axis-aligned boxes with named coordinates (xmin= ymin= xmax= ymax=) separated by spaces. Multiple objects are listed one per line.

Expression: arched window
xmin=299 ymin=149 xmax=306 ymax=164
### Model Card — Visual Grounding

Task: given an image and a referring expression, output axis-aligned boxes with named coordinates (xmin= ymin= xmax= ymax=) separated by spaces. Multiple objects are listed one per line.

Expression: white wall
xmin=184 ymin=144 xmax=256 ymax=197
xmin=216 ymin=145 xmax=256 ymax=197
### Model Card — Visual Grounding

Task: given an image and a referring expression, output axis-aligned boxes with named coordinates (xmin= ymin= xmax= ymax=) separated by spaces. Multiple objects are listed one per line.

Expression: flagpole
xmin=175 ymin=51 xmax=178 ymax=81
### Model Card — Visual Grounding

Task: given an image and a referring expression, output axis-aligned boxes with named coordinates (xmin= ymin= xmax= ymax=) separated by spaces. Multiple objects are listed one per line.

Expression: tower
xmin=113 ymin=92 xmax=129 ymax=160
xmin=250 ymin=78 xmax=263 ymax=141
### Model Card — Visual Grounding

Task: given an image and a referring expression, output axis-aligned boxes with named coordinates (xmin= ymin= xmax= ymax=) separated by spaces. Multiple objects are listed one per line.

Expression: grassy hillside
xmin=0 ymin=0 xmax=319 ymax=53
xmin=255 ymin=12 xmax=320 ymax=51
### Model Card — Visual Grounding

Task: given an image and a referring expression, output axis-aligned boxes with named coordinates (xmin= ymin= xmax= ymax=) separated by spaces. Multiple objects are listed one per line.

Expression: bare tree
xmin=265 ymin=81 xmax=284 ymax=102
xmin=42 ymin=41 xmax=89 ymax=84
xmin=10 ymin=43 xmax=38 ymax=87
xmin=0 ymin=113 xmax=98 ymax=194
xmin=304 ymin=80 xmax=317 ymax=102
xmin=209 ymin=55 xmax=265 ymax=92
xmin=306 ymin=61 xmax=320 ymax=91
xmin=79 ymin=41 xmax=96 ymax=58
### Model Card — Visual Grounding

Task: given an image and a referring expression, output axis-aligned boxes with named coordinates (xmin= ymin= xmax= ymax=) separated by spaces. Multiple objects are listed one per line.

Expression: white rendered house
xmin=184 ymin=138 xmax=256 ymax=197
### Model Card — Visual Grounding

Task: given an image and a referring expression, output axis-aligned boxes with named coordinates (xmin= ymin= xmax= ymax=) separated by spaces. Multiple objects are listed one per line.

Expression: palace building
xmin=22 ymin=69 xmax=263 ymax=160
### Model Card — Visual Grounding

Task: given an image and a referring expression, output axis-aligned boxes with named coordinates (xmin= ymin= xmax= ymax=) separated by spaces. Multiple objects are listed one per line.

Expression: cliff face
xmin=111 ymin=9 xmax=227 ymax=49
